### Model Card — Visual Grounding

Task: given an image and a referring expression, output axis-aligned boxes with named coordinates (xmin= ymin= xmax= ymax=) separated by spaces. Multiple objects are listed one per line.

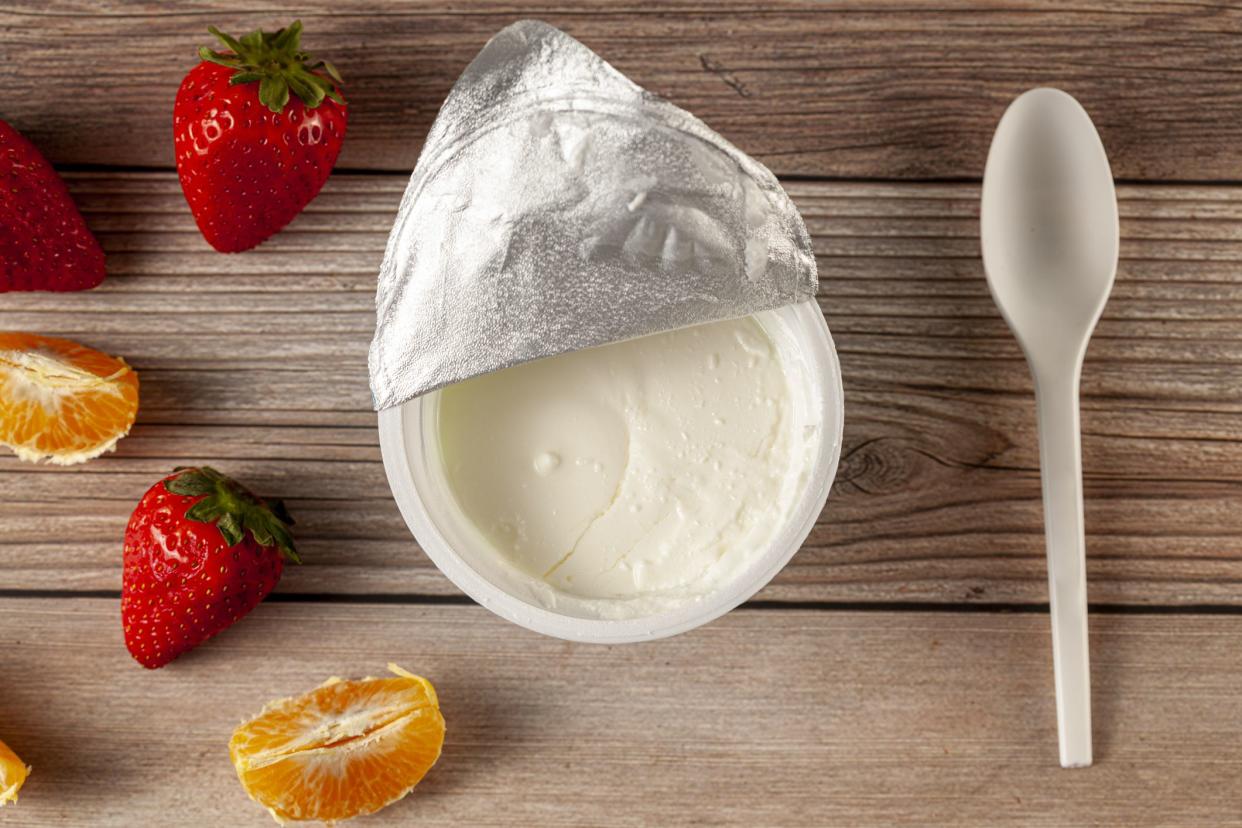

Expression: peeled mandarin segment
xmin=230 ymin=665 xmax=445 ymax=825
xmin=0 ymin=739 xmax=30 ymax=806
xmin=0 ymin=332 xmax=139 ymax=465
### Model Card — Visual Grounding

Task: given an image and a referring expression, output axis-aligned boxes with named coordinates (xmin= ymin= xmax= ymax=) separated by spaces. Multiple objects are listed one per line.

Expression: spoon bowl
xmin=981 ymin=88 xmax=1119 ymax=769
xmin=983 ymin=89 xmax=1119 ymax=371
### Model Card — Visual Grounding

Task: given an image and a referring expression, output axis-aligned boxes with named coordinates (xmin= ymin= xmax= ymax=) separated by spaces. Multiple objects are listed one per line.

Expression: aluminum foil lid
xmin=369 ymin=20 xmax=818 ymax=410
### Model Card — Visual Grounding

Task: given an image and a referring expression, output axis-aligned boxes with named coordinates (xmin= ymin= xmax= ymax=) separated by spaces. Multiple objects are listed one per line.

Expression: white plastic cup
xmin=377 ymin=300 xmax=844 ymax=643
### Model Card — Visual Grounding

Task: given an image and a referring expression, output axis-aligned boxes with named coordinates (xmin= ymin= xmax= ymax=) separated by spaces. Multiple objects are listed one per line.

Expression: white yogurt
xmin=433 ymin=315 xmax=816 ymax=619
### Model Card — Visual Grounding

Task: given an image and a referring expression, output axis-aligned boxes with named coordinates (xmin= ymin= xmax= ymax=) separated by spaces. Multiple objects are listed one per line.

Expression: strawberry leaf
xmin=165 ymin=469 xmax=214 ymax=497
xmin=198 ymin=48 xmax=239 ymax=69
xmin=259 ymin=75 xmax=290 ymax=113
xmin=185 ymin=498 xmax=224 ymax=523
xmin=287 ymin=73 xmax=325 ymax=108
xmin=248 ymin=521 xmax=274 ymax=547
xmin=267 ymin=521 xmax=300 ymax=564
xmin=272 ymin=20 xmax=302 ymax=52
xmin=216 ymin=511 xmax=244 ymax=546
xmin=207 ymin=25 xmax=246 ymax=55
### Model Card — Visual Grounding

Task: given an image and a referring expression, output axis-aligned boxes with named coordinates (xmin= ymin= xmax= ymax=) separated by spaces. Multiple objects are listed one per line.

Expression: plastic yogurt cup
xmin=378 ymin=301 xmax=843 ymax=643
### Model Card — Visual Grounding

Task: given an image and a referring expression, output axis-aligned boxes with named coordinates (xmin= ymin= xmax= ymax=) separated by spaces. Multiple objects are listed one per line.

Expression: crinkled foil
xmin=369 ymin=20 xmax=818 ymax=410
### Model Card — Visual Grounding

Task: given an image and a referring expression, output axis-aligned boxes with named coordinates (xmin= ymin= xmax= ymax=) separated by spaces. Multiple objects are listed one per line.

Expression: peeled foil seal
xmin=369 ymin=20 xmax=818 ymax=410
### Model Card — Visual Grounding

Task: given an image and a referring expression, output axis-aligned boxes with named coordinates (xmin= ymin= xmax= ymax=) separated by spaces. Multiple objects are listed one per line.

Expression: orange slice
xmin=0 ymin=332 xmax=139 ymax=465
xmin=230 ymin=664 xmax=445 ymax=824
xmin=0 ymin=738 xmax=30 ymax=807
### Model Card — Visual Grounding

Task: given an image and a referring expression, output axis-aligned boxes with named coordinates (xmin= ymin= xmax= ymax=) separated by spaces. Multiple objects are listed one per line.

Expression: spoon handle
xmin=1033 ymin=362 xmax=1093 ymax=768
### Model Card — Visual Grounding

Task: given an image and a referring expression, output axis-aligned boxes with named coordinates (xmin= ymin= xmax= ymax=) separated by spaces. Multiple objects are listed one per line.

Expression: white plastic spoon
xmin=980 ymin=88 xmax=1118 ymax=768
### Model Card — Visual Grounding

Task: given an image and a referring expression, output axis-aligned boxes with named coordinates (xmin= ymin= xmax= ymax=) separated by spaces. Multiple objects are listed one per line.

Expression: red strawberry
xmin=121 ymin=466 xmax=300 ymax=669
xmin=0 ymin=119 xmax=106 ymax=292
xmin=173 ymin=21 xmax=347 ymax=253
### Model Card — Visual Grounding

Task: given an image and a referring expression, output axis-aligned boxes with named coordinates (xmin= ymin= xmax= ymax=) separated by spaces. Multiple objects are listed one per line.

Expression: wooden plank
xmin=4 ymin=173 xmax=1242 ymax=604
xmin=1 ymin=600 xmax=1240 ymax=826
xmin=4 ymin=2 xmax=1242 ymax=179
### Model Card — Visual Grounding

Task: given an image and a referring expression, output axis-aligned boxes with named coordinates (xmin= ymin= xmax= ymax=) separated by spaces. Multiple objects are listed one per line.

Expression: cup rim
xmin=377 ymin=300 xmax=844 ymax=643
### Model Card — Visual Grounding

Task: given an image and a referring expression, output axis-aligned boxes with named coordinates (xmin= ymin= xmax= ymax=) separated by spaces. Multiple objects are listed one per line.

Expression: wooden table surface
xmin=4 ymin=2 xmax=1242 ymax=825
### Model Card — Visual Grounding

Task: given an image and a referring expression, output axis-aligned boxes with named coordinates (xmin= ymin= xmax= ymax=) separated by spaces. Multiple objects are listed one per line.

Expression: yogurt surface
xmin=434 ymin=315 xmax=813 ymax=618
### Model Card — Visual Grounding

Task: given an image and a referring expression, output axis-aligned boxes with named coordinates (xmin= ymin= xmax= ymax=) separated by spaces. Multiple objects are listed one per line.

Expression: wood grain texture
xmin=4 ymin=1 xmax=1242 ymax=179
xmin=3 ymin=172 xmax=1242 ymax=605
xmin=1 ymin=599 xmax=1240 ymax=827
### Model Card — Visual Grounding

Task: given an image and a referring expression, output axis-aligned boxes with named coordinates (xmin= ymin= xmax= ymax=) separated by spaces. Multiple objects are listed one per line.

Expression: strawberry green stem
xmin=198 ymin=20 xmax=344 ymax=114
xmin=165 ymin=466 xmax=301 ymax=563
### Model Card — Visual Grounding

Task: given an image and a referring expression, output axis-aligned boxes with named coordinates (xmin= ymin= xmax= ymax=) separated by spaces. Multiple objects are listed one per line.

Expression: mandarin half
xmin=230 ymin=664 xmax=445 ymax=824
xmin=0 ymin=332 xmax=138 ymax=464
